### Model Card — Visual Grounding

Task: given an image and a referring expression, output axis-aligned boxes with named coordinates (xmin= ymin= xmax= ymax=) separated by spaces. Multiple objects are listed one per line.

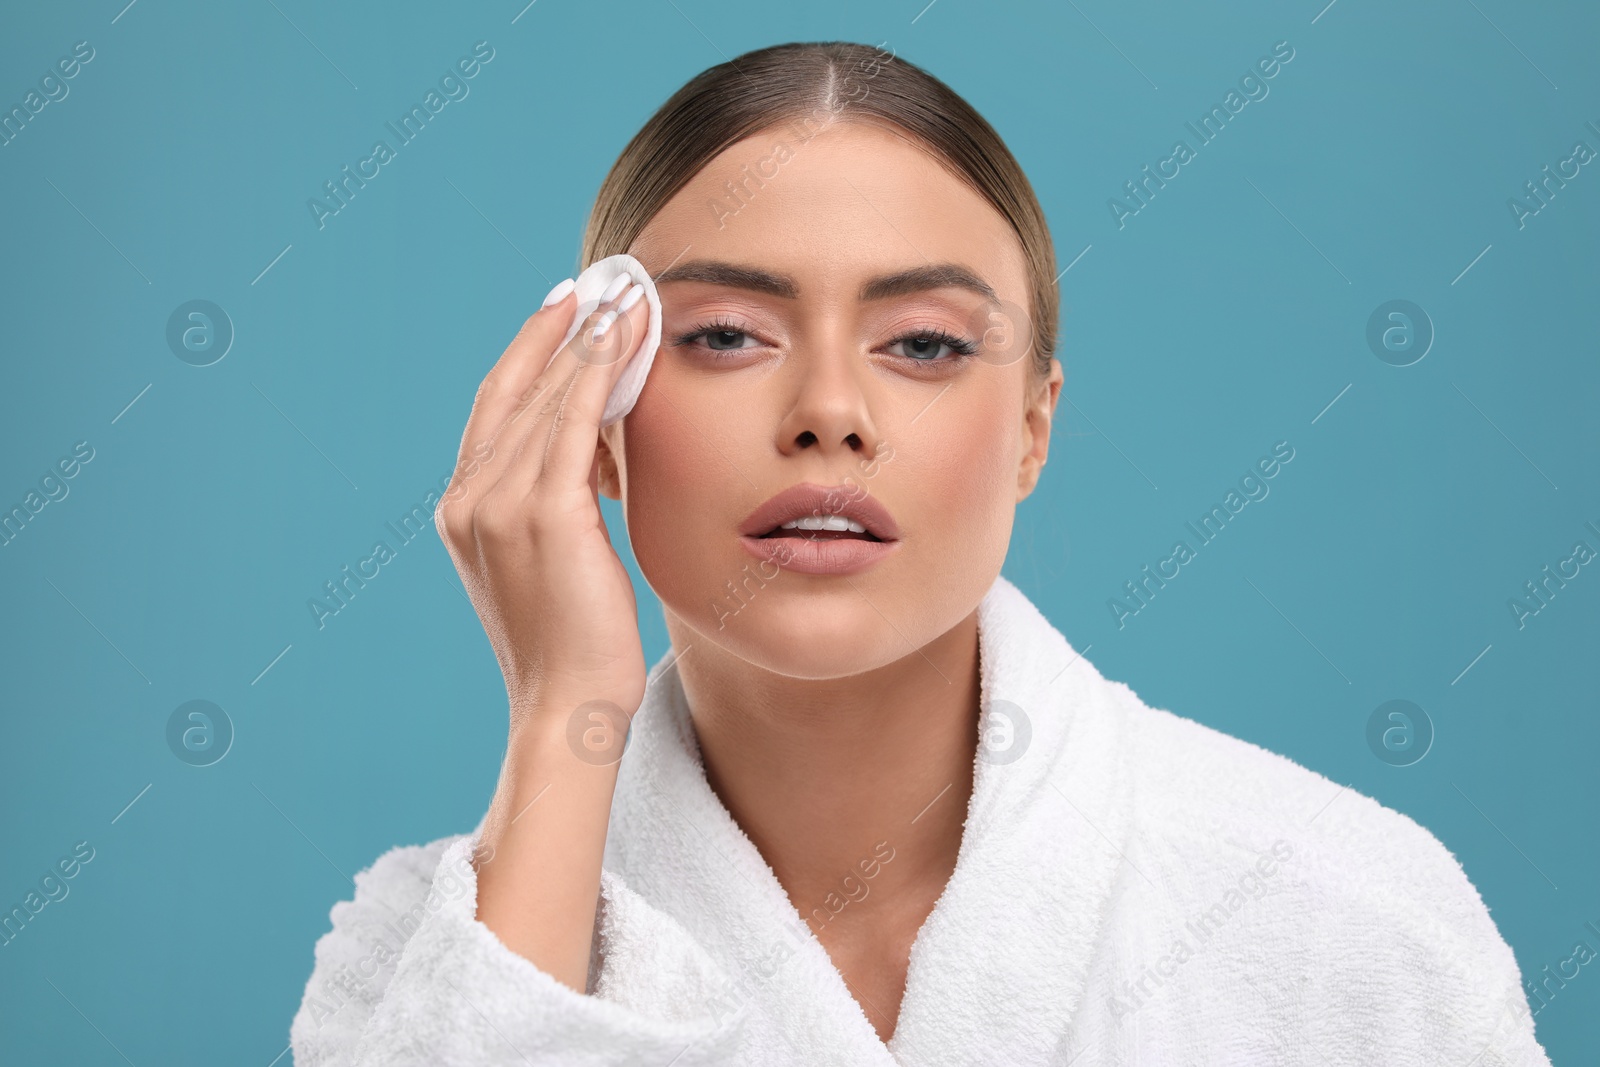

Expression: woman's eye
xmin=892 ymin=336 xmax=950 ymax=361
xmin=703 ymin=329 xmax=751 ymax=351
xmin=675 ymin=324 xmax=760 ymax=353
xmin=887 ymin=333 xmax=974 ymax=362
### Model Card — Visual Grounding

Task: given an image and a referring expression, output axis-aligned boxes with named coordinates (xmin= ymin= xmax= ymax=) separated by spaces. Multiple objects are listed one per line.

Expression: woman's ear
xmin=1016 ymin=357 xmax=1063 ymax=500
xmin=596 ymin=424 xmax=623 ymax=501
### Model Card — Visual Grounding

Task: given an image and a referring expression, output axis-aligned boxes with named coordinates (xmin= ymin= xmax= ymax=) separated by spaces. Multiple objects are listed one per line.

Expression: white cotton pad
xmin=553 ymin=253 xmax=662 ymax=427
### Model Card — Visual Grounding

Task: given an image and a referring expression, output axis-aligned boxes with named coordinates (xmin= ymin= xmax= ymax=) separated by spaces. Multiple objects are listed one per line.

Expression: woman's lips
xmin=737 ymin=481 xmax=902 ymax=576
xmin=739 ymin=532 xmax=901 ymax=576
xmin=738 ymin=482 xmax=901 ymax=541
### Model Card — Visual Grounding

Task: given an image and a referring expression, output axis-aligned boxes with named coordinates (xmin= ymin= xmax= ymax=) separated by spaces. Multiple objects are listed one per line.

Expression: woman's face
xmin=599 ymin=119 xmax=1060 ymax=679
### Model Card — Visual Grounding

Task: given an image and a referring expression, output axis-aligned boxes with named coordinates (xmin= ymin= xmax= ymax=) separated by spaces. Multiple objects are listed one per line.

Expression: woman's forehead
xmin=628 ymin=122 xmax=1029 ymax=299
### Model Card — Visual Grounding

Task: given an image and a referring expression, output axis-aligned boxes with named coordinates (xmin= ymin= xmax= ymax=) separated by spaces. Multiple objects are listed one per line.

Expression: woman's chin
xmin=671 ymin=587 xmax=933 ymax=681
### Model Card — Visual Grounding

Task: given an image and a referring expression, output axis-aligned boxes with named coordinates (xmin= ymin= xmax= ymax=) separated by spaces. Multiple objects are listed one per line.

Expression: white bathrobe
xmin=289 ymin=575 xmax=1551 ymax=1065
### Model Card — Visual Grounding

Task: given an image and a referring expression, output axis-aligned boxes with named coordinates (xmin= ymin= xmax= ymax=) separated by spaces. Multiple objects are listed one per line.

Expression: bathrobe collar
xmin=606 ymin=574 xmax=1131 ymax=1064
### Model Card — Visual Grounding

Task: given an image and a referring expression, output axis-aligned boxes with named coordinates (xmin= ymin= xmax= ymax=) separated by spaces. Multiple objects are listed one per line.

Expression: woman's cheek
xmin=892 ymin=398 xmax=1019 ymax=626
xmin=620 ymin=389 xmax=740 ymax=604
xmin=908 ymin=398 xmax=1017 ymax=538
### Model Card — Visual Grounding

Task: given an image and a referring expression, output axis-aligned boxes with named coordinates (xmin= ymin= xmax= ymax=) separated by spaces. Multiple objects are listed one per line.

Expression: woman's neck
xmin=662 ymin=609 xmax=983 ymax=931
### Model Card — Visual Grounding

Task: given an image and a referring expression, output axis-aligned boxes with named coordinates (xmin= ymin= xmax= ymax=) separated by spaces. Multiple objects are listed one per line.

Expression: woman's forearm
xmin=474 ymin=701 xmax=624 ymax=993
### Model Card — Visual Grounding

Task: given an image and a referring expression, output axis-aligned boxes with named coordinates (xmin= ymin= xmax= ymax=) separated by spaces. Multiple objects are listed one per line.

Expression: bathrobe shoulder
xmin=289 ymin=575 xmax=1551 ymax=1066
xmin=1088 ymin=679 xmax=1549 ymax=1065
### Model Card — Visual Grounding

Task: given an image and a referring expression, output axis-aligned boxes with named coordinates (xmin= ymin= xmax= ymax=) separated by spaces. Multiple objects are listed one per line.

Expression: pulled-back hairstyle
xmin=580 ymin=40 xmax=1058 ymax=377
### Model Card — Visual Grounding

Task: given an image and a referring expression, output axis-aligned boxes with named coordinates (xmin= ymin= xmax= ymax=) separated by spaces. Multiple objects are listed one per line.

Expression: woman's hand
xmin=434 ymin=273 xmax=652 ymax=991
xmin=437 ymin=273 xmax=651 ymax=724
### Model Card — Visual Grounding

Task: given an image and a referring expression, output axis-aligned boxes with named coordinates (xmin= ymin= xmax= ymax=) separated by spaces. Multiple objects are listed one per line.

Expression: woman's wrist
xmin=484 ymin=703 xmax=625 ymax=840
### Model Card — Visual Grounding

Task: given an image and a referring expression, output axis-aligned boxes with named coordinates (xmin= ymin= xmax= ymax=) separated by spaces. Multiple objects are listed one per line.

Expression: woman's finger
xmin=492 ymin=281 xmax=648 ymax=501
xmin=535 ymin=284 xmax=651 ymax=493
xmin=443 ymin=282 xmax=582 ymax=507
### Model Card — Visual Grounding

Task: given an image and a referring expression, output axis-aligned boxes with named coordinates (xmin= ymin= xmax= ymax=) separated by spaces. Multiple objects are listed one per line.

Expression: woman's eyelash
xmin=669 ymin=316 xmax=752 ymax=350
xmin=670 ymin=318 xmax=980 ymax=360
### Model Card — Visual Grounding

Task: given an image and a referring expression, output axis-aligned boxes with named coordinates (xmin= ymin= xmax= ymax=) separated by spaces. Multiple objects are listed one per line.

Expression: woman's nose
xmin=774 ymin=348 xmax=885 ymax=460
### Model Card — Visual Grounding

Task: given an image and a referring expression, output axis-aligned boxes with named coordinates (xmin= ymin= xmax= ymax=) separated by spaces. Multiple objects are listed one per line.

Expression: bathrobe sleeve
xmin=1371 ymin=854 xmax=1553 ymax=1066
xmin=289 ymin=833 xmax=748 ymax=1066
xmin=1286 ymin=793 xmax=1555 ymax=1065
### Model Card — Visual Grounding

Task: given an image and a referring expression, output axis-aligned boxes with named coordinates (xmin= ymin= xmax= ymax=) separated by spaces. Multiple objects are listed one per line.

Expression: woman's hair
xmin=581 ymin=40 xmax=1058 ymax=377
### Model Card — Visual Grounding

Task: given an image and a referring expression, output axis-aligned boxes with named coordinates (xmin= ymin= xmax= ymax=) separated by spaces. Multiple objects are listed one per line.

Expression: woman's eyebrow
xmin=651 ymin=260 xmax=997 ymax=302
xmin=860 ymin=264 xmax=998 ymax=302
xmin=654 ymin=260 xmax=797 ymax=297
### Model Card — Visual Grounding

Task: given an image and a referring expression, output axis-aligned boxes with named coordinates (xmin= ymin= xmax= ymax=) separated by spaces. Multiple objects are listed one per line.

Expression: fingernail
xmin=589 ymin=309 xmax=619 ymax=342
xmin=599 ymin=273 xmax=632 ymax=305
xmin=541 ymin=277 xmax=575 ymax=307
xmin=617 ymin=283 xmax=645 ymax=314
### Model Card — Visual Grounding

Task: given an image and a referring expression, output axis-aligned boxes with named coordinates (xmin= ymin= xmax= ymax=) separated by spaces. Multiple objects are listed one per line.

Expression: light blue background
xmin=2 ymin=0 xmax=1595 ymax=1062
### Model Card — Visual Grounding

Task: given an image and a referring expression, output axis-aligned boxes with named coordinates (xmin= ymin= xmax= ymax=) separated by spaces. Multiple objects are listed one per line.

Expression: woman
xmin=290 ymin=42 xmax=1549 ymax=1065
